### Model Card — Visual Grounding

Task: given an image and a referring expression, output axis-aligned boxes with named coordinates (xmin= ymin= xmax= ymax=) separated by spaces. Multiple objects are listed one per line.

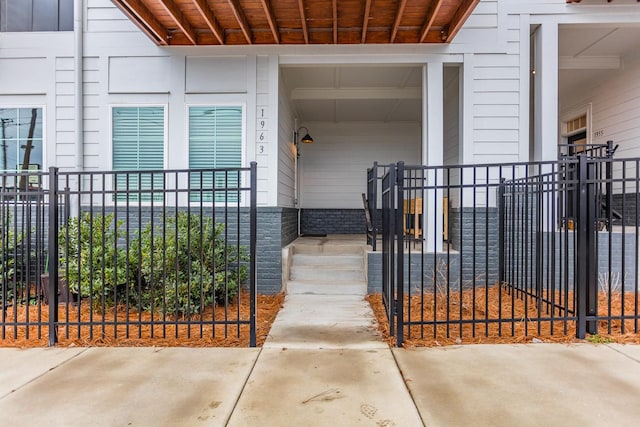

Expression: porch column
xmin=423 ymin=62 xmax=444 ymax=252
xmin=534 ymin=22 xmax=558 ymax=161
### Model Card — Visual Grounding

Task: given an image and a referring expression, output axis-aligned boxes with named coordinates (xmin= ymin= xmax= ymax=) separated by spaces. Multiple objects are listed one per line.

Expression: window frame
xmin=109 ymin=104 xmax=168 ymax=205
xmin=0 ymin=105 xmax=46 ymax=174
xmin=186 ymin=103 xmax=246 ymax=207
xmin=0 ymin=0 xmax=74 ymax=32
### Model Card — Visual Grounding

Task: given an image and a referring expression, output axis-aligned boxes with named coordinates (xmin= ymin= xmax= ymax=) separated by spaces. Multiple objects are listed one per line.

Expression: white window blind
xmin=188 ymin=106 xmax=243 ymax=203
xmin=112 ymin=107 xmax=164 ymax=201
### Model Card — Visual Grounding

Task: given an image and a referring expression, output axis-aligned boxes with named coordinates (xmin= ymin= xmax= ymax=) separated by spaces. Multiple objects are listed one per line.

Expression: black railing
xmin=377 ymin=152 xmax=640 ymax=346
xmin=1 ymin=163 xmax=257 ymax=347
xmin=366 ymin=162 xmax=393 ymax=251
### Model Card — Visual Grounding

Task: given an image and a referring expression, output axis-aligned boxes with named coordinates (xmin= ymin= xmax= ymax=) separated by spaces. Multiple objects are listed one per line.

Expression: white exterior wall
xmin=3 ymin=0 xmax=640 ymax=208
xmin=277 ymin=72 xmax=296 ymax=207
xmin=299 ymin=122 xmax=421 ymax=209
xmin=561 ymin=57 xmax=640 ymax=158
xmin=0 ymin=32 xmax=74 ymax=169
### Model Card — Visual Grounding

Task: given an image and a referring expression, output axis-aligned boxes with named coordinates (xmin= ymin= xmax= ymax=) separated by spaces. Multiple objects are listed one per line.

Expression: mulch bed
xmin=367 ymin=286 xmax=640 ymax=347
xmin=0 ymin=292 xmax=284 ymax=348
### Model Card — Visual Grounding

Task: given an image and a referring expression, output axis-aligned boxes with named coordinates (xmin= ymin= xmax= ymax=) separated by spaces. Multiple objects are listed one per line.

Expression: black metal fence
xmin=1 ymin=163 xmax=257 ymax=347
xmin=379 ymin=149 xmax=640 ymax=346
xmin=366 ymin=162 xmax=393 ymax=251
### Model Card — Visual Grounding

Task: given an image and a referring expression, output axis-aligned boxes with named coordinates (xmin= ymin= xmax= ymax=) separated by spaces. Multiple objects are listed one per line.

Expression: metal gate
xmin=378 ymin=145 xmax=639 ymax=346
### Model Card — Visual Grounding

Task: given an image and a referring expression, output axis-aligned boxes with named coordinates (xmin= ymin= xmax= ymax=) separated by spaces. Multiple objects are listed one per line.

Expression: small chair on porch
xmin=403 ymin=197 xmax=422 ymax=240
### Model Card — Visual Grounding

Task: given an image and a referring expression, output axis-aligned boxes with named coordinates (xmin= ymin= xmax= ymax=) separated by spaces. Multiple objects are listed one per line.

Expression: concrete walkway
xmin=1 ymin=236 xmax=639 ymax=426
xmin=1 ymin=344 xmax=639 ymax=426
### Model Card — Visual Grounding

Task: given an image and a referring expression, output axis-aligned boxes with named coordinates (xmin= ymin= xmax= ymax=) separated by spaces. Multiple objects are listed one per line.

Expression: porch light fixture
xmin=296 ymin=127 xmax=313 ymax=145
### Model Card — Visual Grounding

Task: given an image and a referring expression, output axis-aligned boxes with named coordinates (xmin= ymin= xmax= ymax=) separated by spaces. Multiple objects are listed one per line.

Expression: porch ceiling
xmin=111 ymin=0 xmax=479 ymax=46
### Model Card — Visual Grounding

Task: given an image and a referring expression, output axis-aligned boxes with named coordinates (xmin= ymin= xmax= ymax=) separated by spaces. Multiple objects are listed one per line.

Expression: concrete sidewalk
xmin=1 ymin=343 xmax=639 ymax=426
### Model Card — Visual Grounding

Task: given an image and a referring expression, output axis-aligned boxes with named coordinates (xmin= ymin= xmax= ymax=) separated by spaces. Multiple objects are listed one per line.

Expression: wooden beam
xmin=297 ymin=0 xmax=309 ymax=44
xmin=158 ymin=0 xmax=197 ymax=45
xmin=193 ymin=0 xmax=225 ymax=44
xmin=227 ymin=0 xmax=253 ymax=44
xmin=111 ymin=0 xmax=168 ymax=45
xmin=442 ymin=0 xmax=480 ymax=43
xmin=332 ymin=0 xmax=338 ymax=44
xmin=260 ymin=0 xmax=280 ymax=43
xmin=361 ymin=0 xmax=372 ymax=43
xmin=390 ymin=0 xmax=408 ymax=43
xmin=419 ymin=0 xmax=444 ymax=43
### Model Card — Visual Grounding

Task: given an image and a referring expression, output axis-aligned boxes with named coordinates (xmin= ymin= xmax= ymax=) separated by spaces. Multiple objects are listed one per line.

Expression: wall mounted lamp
xmin=295 ymin=126 xmax=313 ymax=145
xmin=294 ymin=126 xmax=313 ymax=158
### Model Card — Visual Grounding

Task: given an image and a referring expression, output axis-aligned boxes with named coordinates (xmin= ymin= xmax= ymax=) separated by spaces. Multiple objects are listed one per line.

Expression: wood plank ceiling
xmin=111 ymin=0 xmax=480 ymax=46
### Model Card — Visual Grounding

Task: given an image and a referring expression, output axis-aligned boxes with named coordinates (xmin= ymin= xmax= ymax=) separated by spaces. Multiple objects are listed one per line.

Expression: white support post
xmin=424 ymin=62 xmax=444 ymax=252
xmin=534 ymin=22 xmax=558 ymax=161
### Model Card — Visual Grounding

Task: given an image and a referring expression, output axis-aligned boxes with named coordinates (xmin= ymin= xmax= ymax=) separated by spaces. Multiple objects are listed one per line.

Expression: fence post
xmin=249 ymin=161 xmax=257 ymax=348
xmin=48 ymin=167 xmax=59 ymax=346
xmin=371 ymin=161 xmax=378 ymax=251
xmin=396 ymin=162 xmax=404 ymax=347
xmin=498 ymin=178 xmax=505 ymax=287
xmin=576 ymin=155 xmax=598 ymax=338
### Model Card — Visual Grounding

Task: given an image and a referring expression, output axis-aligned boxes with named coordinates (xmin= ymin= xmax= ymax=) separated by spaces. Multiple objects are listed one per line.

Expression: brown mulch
xmin=0 ymin=292 xmax=284 ymax=348
xmin=366 ymin=286 xmax=640 ymax=347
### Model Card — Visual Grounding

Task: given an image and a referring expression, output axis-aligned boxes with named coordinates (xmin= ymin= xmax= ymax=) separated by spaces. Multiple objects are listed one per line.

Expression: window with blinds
xmin=188 ymin=106 xmax=243 ymax=203
xmin=112 ymin=106 xmax=165 ymax=202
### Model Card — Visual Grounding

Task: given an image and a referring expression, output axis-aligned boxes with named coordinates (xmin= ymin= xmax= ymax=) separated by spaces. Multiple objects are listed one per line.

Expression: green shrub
xmin=0 ymin=213 xmax=24 ymax=283
xmin=134 ymin=212 xmax=248 ymax=315
xmin=59 ymin=213 xmax=130 ymax=308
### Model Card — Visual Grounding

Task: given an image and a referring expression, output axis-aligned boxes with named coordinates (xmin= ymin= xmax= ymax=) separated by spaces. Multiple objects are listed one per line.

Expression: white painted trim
xmin=0 ymin=105 xmax=46 ymax=171
xmin=425 ymin=61 xmax=444 ymax=252
xmin=279 ymin=54 xmax=464 ymax=66
xmin=519 ymin=14 xmax=531 ymax=162
xmin=266 ymin=54 xmax=280 ymax=207
xmin=107 ymin=104 xmax=169 ymax=171
xmin=461 ymin=53 xmax=474 ymax=165
xmin=535 ymin=22 xmax=559 ymax=161
xmin=291 ymin=87 xmax=422 ymax=100
xmin=183 ymin=103 xmax=248 ymax=207
xmin=560 ymin=103 xmax=592 ymax=143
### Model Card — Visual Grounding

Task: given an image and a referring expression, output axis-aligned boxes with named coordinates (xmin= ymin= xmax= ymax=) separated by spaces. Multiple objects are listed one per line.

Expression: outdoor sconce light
xmin=294 ymin=126 xmax=313 ymax=158
xmin=296 ymin=126 xmax=313 ymax=145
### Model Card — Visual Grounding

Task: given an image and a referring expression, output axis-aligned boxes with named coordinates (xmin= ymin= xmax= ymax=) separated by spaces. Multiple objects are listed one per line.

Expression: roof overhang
xmin=111 ymin=0 xmax=480 ymax=46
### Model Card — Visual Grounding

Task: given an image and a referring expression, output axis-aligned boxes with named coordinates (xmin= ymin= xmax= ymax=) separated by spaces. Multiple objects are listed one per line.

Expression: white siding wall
xmin=470 ymin=9 xmax=522 ymax=164
xmin=299 ymin=122 xmax=421 ymax=209
xmin=561 ymin=57 xmax=640 ymax=158
xmin=277 ymin=73 xmax=295 ymax=207
xmin=55 ymin=56 xmax=75 ymax=169
xmin=0 ymin=32 xmax=74 ymax=170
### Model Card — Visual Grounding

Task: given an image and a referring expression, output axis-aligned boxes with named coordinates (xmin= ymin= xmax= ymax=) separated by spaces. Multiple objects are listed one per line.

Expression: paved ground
xmin=2 ymin=236 xmax=639 ymax=426
xmin=1 ymin=343 xmax=639 ymax=426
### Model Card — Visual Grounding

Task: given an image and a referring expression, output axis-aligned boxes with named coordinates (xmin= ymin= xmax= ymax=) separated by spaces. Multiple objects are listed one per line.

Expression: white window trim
xmin=185 ymin=103 xmax=247 ymax=207
xmin=0 ymin=104 xmax=46 ymax=173
xmin=107 ymin=104 xmax=168 ymax=206
xmin=560 ymin=103 xmax=592 ymax=142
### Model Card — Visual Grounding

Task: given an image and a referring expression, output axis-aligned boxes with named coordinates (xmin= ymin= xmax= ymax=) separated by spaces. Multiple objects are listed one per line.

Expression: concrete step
xmin=292 ymin=254 xmax=362 ymax=267
xmin=292 ymin=244 xmax=364 ymax=256
xmin=286 ymin=280 xmax=366 ymax=296
xmin=290 ymin=264 xmax=365 ymax=282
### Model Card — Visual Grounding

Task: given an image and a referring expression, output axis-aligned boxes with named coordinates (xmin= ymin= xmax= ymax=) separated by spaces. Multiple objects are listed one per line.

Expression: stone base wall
xmin=301 ymin=209 xmax=367 ymax=234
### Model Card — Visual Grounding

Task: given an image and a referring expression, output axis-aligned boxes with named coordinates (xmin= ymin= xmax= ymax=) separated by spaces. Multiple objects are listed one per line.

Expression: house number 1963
xmin=257 ymin=106 xmax=268 ymax=148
